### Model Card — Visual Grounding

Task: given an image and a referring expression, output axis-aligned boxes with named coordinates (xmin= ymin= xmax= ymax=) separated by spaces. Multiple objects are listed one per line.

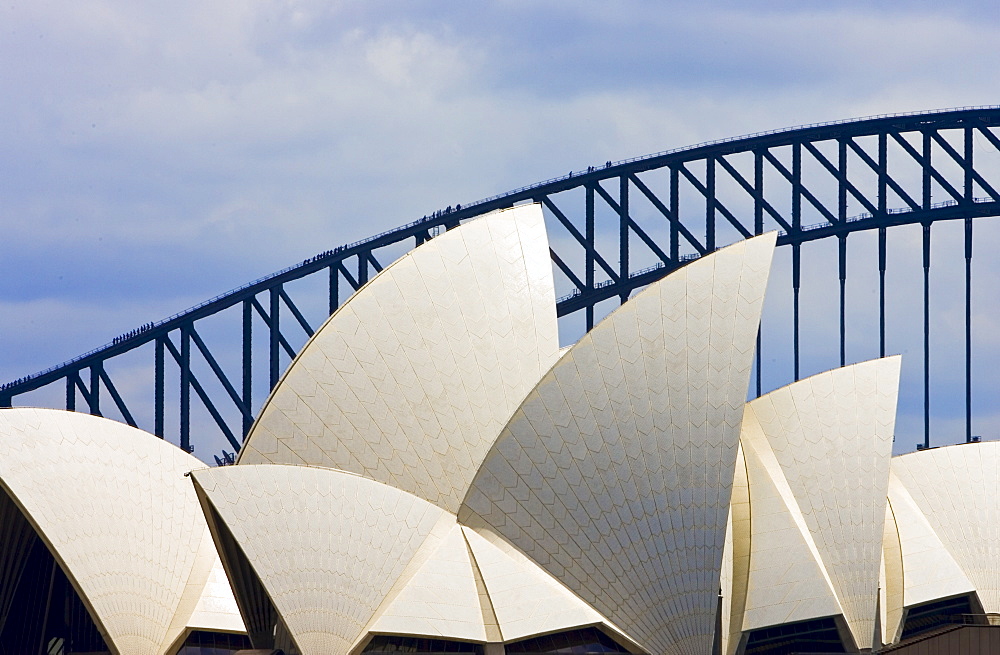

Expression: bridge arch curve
xmin=5 ymin=106 xmax=1000 ymax=456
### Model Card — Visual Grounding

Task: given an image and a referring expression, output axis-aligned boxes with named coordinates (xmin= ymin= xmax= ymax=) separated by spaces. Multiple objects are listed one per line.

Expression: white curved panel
xmin=240 ymin=204 xmax=560 ymax=514
xmin=366 ymin=524 xmax=490 ymax=643
xmin=738 ymin=403 xmax=842 ymax=633
xmin=721 ymin=442 xmax=752 ymax=655
xmin=462 ymin=526 xmax=609 ymax=643
xmin=882 ymin=502 xmax=905 ymax=645
xmin=185 ymin=557 xmax=247 ymax=634
xmin=886 ymin=472 xmax=974 ymax=611
xmin=192 ymin=465 xmax=450 ymax=655
xmin=878 ymin=548 xmax=889 ymax=647
xmin=890 ymin=442 xmax=1000 ymax=612
xmin=0 ymin=408 xmax=241 ymax=655
xmin=164 ymin=531 xmax=248 ymax=653
xmin=738 ymin=357 xmax=900 ymax=650
xmin=459 ymin=233 xmax=776 ymax=655
xmin=363 ymin=522 xmax=629 ymax=649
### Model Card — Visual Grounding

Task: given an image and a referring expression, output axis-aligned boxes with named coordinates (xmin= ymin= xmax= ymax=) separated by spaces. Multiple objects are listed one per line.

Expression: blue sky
xmin=3 ymin=1 xmax=999 ymax=456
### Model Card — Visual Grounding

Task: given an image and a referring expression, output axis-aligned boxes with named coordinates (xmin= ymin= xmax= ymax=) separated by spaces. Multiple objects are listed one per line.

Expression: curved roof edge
xmin=191 ymin=464 xmax=452 ymax=655
xmin=194 ymin=462 xmax=647 ymax=655
xmin=889 ymin=441 xmax=1000 ymax=613
xmin=735 ymin=357 xmax=900 ymax=650
xmin=354 ymin=522 xmax=645 ymax=651
xmin=239 ymin=203 xmax=560 ymax=514
xmin=460 ymin=526 xmax=642 ymax=650
xmin=161 ymin=552 xmax=248 ymax=655
xmin=0 ymin=407 xmax=243 ymax=655
xmin=459 ymin=232 xmax=777 ymax=655
xmin=738 ymin=401 xmax=843 ymax=634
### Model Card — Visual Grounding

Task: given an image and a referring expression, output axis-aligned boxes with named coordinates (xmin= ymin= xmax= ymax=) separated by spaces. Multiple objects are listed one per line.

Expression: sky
xmin=3 ymin=0 xmax=1000 ymax=459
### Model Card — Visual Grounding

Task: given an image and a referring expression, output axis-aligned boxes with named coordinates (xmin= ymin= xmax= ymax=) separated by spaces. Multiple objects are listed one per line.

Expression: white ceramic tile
xmin=459 ymin=234 xmax=776 ymax=655
xmin=890 ymin=442 xmax=1000 ymax=613
xmin=193 ymin=465 xmax=448 ymax=655
xmin=0 ymin=408 xmax=243 ymax=655
xmin=240 ymin=204 xmax=559 ymax=514
xmin=735 ymin=357 xmax=900 ymax=650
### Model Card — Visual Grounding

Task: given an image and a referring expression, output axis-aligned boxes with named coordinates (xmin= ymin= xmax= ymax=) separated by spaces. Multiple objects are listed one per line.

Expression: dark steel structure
xmin=4 ymin=106 xmax=1000 ymax=456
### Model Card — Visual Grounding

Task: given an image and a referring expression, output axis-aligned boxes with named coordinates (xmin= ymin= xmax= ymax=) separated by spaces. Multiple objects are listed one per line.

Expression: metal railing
xmin=466 ymin=105 xmax=1000 ymax=207
xmin=781 ymin=196 xmax=998 ymax=236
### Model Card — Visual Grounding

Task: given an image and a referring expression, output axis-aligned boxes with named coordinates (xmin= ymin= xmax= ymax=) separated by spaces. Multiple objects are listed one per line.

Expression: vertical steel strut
xmin=966 ymin=217 xmax=973 ymax=443
xmin=585 ymin=184 xmax=595 ymax=331
xmin=922 ymin=222 xmax=931 ymax=450
xmin=242 ymin=299 xmax=253 ymax=438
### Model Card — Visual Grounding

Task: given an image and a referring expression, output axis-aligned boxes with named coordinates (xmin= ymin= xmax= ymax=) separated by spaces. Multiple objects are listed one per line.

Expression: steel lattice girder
xmin=4 ymin=106 xmax=1000 ymax=454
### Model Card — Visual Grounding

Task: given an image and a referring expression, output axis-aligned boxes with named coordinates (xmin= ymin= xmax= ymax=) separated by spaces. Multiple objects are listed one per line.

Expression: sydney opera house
xmin=2 ymin=204 xmax=1000 ymax=655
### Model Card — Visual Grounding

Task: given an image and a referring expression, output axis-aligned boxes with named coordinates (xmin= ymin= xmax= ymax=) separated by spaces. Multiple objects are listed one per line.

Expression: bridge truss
xmin=4 ymin=106 xmax=1000 ymax=457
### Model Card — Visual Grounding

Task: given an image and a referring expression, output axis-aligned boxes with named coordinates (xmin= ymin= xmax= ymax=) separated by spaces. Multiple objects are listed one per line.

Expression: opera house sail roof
xmin=0 ymin=408 xmax=245 ymax=655
xmin=3 ymin=202 xmax=1000 ymax=655
xmin=732 ymin=358 xmax=900 ymax=652
xmin=238 ymin=205 xmax=561 ymax=514
xmin=458 ymin=232 xmax=775 ymax=655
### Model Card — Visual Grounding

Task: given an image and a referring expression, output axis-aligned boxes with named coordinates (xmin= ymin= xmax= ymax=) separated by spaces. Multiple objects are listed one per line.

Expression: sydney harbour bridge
xmin=4 ymin=106 xmax=1000 ymax=460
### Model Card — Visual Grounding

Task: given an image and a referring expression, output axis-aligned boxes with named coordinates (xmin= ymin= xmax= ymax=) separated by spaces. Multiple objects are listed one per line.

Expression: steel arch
xmin=4 ymin=106 xmax=1000 ymax=456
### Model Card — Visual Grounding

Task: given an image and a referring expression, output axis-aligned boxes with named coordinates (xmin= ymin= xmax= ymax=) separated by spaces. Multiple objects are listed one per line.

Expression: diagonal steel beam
xmin=974 ymin=121 xmax=1000 ymax=155
xmin=96 ymin=367 xmax=136 ymax=427
xmin=337 ymin=262 xmax=360 ymax=291
xmin=841 ymin=137 xmax=920 ymax=210
xmin=250 ymin=298 xmax=298 ymax=359
xmin=676 ymin=162 xmax=754 ymax=239
xmin=928 ymin=130 xmax=1000 ymax=201
xmin=715 ymin=155 xmax=792 ymax=231
xmin=189 ymin=325 xmax=253 ymax=423
xmin=162 ymin=334 xmax=242 ymax=451
xmin=591 ymin=181 xmax=672 ymax=265
xmin=888 ymin=130 xmax=964 ymax=203
xmin=537 ymin=195 xmax=620 ymax=282
xmin=278 ymin=288 xmax=314 ymax=337
xmin=628 ymin=173 xmax=706 ymax=253
xmin=762 ymin=150 xmax=838 ymax=225
xmin=802 ymin=141 xmax=878 ymax=218
xmin=550 ymin=248 xmax=587 ymax=292
xmin=71 ymin=370 xmax=98 ymax=415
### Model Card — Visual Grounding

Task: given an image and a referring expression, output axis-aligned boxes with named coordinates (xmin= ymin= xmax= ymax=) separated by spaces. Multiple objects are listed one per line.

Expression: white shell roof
xmin=881 ymin=471 xmax=975 ymax=642
xmin=737 ymin=357 xmax=900 ymax=650
xmin=364 ymin=522 xmax=623 ymax=646
xmin=192 ymin=464 xmax=451 ymax=655
xmin=0 ymin=408 xmax=244 ymax=655
xmin=239 ymin=204 xmax=560 ymax=514
xmin=881 ymin=502 xmax=903 ymax=645
xmin=4 ymin=199 xmax=975 ymax=655
xmin=461 ymin=526 xmax=613 ymax=644
xmin=162 ymin=543 xmax=248 ymax=653
xmin=194 ymin=463 xmax=630 ymax=655
xmin=365 ymin=523 xmax=495 ymax=643
xmin=459 ymin=233 xmax=776 ymax=655
xmin=889 ymin=441 xmax=1000 ymax=613
xmin=185 ymin=557 xmax=247 ymax=634
xmin=738 ymin=407 xmax=843 ymax=634
xmin=719 ymin=442 xmax=748 ymax=655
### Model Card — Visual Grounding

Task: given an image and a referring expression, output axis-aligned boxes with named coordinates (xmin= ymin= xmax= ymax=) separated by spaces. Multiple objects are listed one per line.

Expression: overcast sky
xmin=3 ymin=1 xmax=999 ymax=457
